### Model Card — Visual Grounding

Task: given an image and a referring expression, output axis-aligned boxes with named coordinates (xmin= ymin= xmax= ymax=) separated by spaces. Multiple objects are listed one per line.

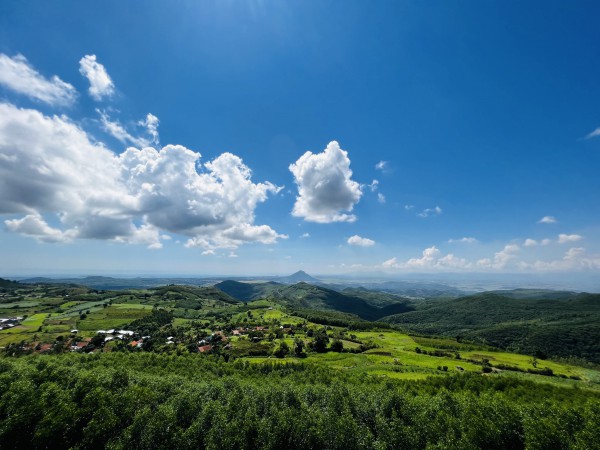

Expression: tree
xmin=330 ymin=339 xmax=344 ymax=352
xmin=273 ymin=341 xmax=289 ymax=358
xmin=311 ymin=330 xmax=329 ymax=353
xmin=293 ymin=338 xmax=305 ymax=356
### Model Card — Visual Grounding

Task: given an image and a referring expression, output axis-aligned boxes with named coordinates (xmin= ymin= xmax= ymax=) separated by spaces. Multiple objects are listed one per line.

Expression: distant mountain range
xmin=16 ymin=271 xmax=320 ymax=290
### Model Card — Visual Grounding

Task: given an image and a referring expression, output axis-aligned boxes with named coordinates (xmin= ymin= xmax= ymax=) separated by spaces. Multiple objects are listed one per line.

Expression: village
xmin=0 ymin=316 xmax=23 ymax=331
xmin=2 ymin=320 xmax=301 ymax=358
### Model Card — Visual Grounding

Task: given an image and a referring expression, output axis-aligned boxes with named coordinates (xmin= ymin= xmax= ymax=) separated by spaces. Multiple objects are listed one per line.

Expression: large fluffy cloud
xmin=289 ymin=141 xmax=362 ymax=223
xmin=0 ymin=54 xmax=76 ymax=106
xmin=0 ymin=102 xmax=284 ymax=250
xmin=79 ymin=54 xmax=115 ymax=101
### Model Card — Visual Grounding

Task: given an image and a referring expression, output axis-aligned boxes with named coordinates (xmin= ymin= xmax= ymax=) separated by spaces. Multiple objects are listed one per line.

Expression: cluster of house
xmin=194 ymin=325 xmax=274 ymax=353
xmin=0 ymin=316 xmax=23 ymax=331
xmin=96 ymin=329 xmax=138 ymax=343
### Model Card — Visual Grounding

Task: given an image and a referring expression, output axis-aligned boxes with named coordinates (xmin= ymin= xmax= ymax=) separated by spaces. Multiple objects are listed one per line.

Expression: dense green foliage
xmin=383 ymin=292 xmax=600 ymax=363
xmin=1 ymin=352 xmax=599 ymax=449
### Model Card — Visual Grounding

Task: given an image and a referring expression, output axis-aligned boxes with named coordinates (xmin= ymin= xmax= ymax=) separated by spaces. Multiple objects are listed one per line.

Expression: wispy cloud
xmin=448 ymin=237 xmax=478 ymax=244
xmin=0 ymin=53 xmax=76 ymax=106
xmin=97 ymin=109 xmax=159 ymax=148
xmin=375 ymin=160 xmax=387 ymax=170
xmin=417 ymin=206 xmax=442 ymax=218
xmin=584 ymin=127 xmax=600 ymax=139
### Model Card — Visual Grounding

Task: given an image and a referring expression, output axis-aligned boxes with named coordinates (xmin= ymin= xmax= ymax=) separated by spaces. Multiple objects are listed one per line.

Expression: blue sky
xmin=0 ymin=1 xmax=599 ymax=276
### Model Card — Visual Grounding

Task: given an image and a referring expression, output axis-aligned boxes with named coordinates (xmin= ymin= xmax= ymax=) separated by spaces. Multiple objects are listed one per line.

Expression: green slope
xmin=382 ymin=291 xmax=600 ymax=363
xmin=215 ymin=280 xmax=414 ymax=320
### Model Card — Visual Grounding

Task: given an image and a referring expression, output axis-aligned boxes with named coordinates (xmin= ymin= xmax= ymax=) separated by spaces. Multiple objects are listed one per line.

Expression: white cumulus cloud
xmin=381 ymin=246 xmax=471 ymax=270
xmin=0 ymin=53 xmax=76 ymax=106
xmin=477 ymin=244 xmax=520 ymax=270
xmin=525 ymin=247 xmax=600 ymax=271
xmin=347 ymin=235 xmax=375 ymax=247
xmin=79 ymin=54 xmax=115 ymax=101
xmin=289 ymin=141 xmax=362 ymax=223
xmin=524 ymin=238 xmax=538 ymax=247
xmin=0 ymin=102 xmax=284 ymax=251
xmin=538 ymin=216 xmax=557 ymax=224
xmin=5 ymin=214 xmax=75 ymax=243
xmin=558 ymin=233 xmax=583 ymax=244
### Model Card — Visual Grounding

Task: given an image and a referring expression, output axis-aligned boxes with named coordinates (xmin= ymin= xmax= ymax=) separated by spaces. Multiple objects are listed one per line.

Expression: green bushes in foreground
xmin=0 ymin=353 xmax=599 ymax=449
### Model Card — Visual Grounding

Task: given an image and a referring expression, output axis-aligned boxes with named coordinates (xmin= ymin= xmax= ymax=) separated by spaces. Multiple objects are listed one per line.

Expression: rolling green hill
xmin=150 ymin=285 xmax=241 ymax=307
xmin=215 ymin=280 xmax=414 ymax=321
xmin=381 ymin=291 xmax=600 ymax=363
xmin=0 ymin=278 xmax=19 ymax=290
xmin=214 ymin=280 xmax=276 ymax=302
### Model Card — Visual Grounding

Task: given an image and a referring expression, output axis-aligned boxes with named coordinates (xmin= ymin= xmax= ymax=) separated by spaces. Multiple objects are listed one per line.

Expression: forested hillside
xmin=382 ymin=292 xmax=600 ymax=363
xmin=216 ymin=281 xmax=413 ymax=321
xmin=1 ymin=353 xmax=599 ymax=449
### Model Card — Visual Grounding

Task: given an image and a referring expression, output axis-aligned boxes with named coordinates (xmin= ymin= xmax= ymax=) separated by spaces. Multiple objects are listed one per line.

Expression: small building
xmin=198 ymin=345 xmax=212 ymax=353
xmin=71 ymin=329 xmax=78 ymax=334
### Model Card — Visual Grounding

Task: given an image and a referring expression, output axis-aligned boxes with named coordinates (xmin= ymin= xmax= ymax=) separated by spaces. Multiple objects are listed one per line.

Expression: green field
xmin=0 ymin=281 xmax=598 ymax=393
